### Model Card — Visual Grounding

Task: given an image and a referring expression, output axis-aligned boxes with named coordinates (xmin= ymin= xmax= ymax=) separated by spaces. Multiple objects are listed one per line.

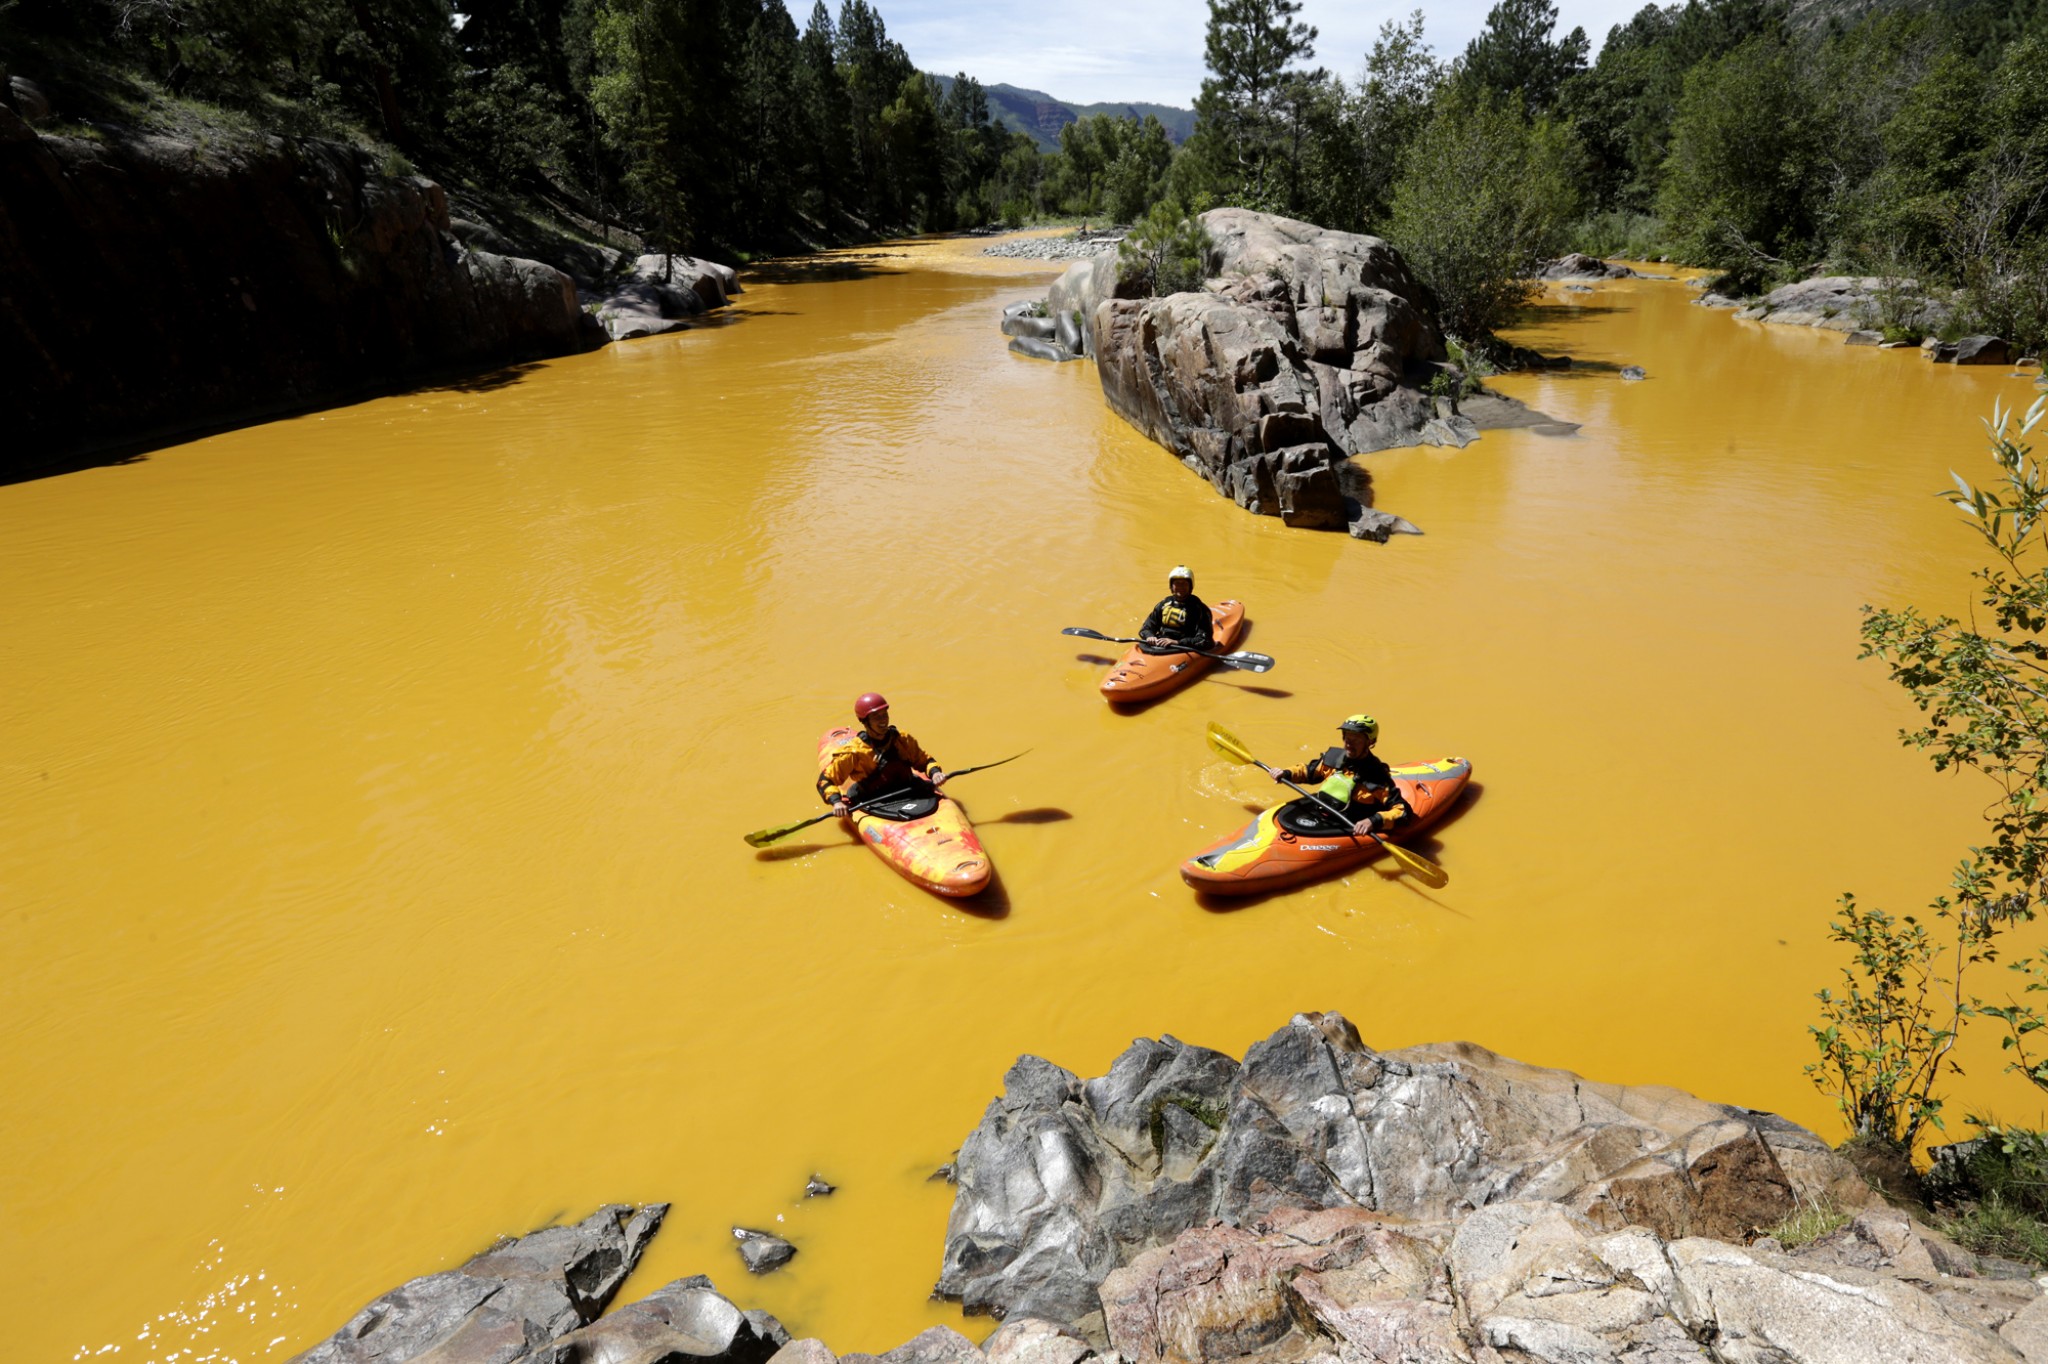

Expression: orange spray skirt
xmin=1180 ymin=756 xmax=1471 ymax=895
xmin=1100 ymin=600 xmax=1246 ymax=704
xmin=817 ymin=726 xmax=992 ymax=898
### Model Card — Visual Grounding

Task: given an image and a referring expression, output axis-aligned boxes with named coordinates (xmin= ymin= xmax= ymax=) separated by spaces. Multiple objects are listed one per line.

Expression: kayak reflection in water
xmin=1139 ymin=565 xmax=1215 ymax=655
xmin=818 ymin=692 xmax=948 ymax=817
xmin=1273 ymin=714 xmax=1414 ymax=839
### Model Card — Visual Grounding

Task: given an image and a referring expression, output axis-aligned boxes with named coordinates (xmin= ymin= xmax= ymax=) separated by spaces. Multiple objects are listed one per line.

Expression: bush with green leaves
xmin=1117 ymin=199 xmax=1217 ymax=298
xmin=1811 ymin=396 xmax=2048 ymax=1155
xmin=1384 ymin=89 xmax=1581 ymax=341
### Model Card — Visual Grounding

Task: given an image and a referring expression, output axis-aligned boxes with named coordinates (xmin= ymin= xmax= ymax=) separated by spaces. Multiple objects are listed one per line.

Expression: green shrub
xmin=1928 ymin=1126 xmax=2048 ymax=1265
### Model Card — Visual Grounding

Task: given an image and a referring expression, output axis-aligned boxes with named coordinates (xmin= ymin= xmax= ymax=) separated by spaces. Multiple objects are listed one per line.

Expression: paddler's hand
xmin=1266 ymin=765 xmax=1287 ymax=783
xmin=830 ymin=797 xmax=850 ymax=817
xmin=928 ymin=769 xmax=948 ymax=789
xmin=1352 ymin=817 xmax=1379 ymax=838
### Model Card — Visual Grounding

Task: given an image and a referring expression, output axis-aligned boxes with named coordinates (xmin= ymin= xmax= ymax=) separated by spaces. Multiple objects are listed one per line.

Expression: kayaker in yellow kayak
xmin=1139 ymin=566 xmax=1215 ymax=654
xmin=818 ymin=692 xmax=948 ymax=817
xmin=1270 ymin=715 xmax=1414 ymax=838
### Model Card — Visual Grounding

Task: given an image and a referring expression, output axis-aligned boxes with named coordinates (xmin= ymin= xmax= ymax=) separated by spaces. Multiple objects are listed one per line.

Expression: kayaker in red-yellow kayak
xmin=817 ymin=692 xmax=948 ymax=814
xmin=1269 ymin=714 xmax=1412 ymax=839
xmin=813 ymin=692 xmax=992 ymax=898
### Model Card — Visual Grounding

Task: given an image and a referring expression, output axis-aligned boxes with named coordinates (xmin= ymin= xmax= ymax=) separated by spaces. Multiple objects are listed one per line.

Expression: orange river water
xmin=5 ymin=234 xmax=2048 ymax=1364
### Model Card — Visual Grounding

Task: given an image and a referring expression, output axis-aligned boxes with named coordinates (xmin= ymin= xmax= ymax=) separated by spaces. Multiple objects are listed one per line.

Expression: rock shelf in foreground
xmin=281 ymin=1012 xmax=2048 ymax=1364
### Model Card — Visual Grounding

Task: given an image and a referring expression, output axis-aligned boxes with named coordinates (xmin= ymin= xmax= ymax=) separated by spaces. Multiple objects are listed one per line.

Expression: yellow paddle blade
xmin=742 ymin=811 xmax=832 ymax=848
xmin=1376 ymin=836 xmax=1449 ymax=889
xmin=1206 ymin=721 xmax=1259 ymax=767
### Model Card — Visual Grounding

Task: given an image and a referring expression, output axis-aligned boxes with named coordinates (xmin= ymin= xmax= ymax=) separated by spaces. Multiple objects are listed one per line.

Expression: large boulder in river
xmin=1040 ymin=210 xmax=1455 ymax=534
xmin=1539 ymin=252 xmax=1639 ymax=280
xmin=288 ymin=1204 xmax=666 ymax=1364
xmin=933 ymin=1012 xmax=1867 ymax=1338
xmin=582 ymin=253 xmax=742 ymax=342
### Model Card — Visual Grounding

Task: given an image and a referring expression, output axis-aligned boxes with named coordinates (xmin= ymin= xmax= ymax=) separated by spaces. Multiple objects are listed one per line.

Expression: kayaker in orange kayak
xmin=1270 ymin=714 xmax=1414 ymax=838
xmin=1140 ymin=566 xmax=1214 ymax=654
xmin=818 ymin=692 xmax=948 ymax=817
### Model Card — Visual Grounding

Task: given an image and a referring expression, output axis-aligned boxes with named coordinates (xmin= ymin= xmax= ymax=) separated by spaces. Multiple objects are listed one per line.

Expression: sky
xmin=779 ymin=0 xmax=1655 ymax=107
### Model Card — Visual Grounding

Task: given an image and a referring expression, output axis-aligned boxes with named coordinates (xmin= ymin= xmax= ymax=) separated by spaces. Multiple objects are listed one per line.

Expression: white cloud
xmin=780 ymin=0 xmax=1654 ymax=107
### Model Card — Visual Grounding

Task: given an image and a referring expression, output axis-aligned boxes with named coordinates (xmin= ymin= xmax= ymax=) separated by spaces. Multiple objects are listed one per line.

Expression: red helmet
xmin=854 ymin=692 xmax=889 ymax=720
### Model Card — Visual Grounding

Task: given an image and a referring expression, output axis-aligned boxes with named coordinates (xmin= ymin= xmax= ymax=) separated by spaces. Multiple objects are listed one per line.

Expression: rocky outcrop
xmin=288 ymin=1203 xmax=668 ymax=1364
xmin=1095 ymin=1199 xmax=2048 ymax=1364
xmin=1539 ymin=253 xmax=1639 ymax=280
xmin=3 ymin=122 xmax=606 ymax=476
xmin=582 ymin=254 xmax=743 ymax=342
xmin=1018 ymin=210 xmax=1568 ymax=539
xmin=934 ymin=1012 xmax=1869 ymax=1337
xmin=1733 ymin=275 xmax=1949 ymax=336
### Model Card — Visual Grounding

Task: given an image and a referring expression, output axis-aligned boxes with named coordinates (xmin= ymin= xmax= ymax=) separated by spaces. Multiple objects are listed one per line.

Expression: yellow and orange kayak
xmin=816 ymin=726 xmax=992 ymax=898
xmin=1101 ymin=600 xmax=1246 ymax=705
xmin=1180 ymin=756 xmax=1470 ymax=895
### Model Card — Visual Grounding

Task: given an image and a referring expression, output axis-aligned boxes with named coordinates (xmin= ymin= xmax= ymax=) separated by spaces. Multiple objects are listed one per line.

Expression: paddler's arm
xmin=1183 ymin=597 xmax=1215 ymax=651
xmin=819 ymin=746 xmax=874 ymax=815
xmin=1139 ymin=598 xmax=1169 ymax=647
xmin=1273 ymin=756 xmax=1324 ymax=785
xmin=898 ymin=733 xmax=947 ymax=789
xmin=1351 ymin=784 xmax=1412 ymax=837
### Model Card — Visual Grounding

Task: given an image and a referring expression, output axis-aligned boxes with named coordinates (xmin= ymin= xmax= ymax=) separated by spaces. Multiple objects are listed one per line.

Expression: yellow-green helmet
xmin=1339 ymin=714 xmax=1378 ymax=743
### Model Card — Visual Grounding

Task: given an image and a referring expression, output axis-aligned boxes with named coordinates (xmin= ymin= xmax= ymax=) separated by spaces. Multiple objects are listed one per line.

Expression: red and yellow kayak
xmin=1180 ymin=756 xmax=1471 ymax=895
xmin=816 ymin=726 xmax=992 ymax=898
xmin=1101 ymin=600 xmax=1247 ymax=704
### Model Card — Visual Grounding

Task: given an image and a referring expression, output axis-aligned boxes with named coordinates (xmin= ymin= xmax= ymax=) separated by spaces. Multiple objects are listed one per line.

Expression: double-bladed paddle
xmin=1204 ymin=722 xmax=1448 ymax=888
xmin=1061 ymin=627 xmax=1275 ymax=673
xmin=742 ymin=751 xmax=1030 ymax=848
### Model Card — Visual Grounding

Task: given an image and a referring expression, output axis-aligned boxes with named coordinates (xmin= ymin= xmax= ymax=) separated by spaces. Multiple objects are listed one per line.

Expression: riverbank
xmin=284 ymin=1014 xmax=2048 ymax=1364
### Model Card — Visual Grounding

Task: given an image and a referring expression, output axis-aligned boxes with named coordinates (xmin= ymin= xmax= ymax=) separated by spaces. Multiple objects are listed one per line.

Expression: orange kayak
xmin=816 ymin=726 xmax=992 ymax=898
xmin=1101 ymin=600 xmax=1246 ymax=704
xmin=1180 ymin=756 xmax=1471 ymax=895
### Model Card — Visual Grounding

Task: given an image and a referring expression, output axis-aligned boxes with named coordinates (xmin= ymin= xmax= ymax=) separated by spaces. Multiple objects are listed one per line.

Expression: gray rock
xmin=288 ymin=1203 xmax=666 ymax=1364
xmin=804 ymin=1174 xmax=836 ymax=1198
xmin=1008 ymin=336 xmax=1078 ymax=363
xmin=1734 ymin=274 xmax=1951 ymax=338
xmin=531 ymin=1275 xmax=787 ymax=1364
xmin=1099 ymin=1198 xmax=2043 ymax=1364
xmin=1956 ymin=336 xmax=2012 ymax=366
xmin=582 ymin=254 xmax=740 ymax=343
xmin=767 ymin=1342 xmax=838 ymax=1364
xmin=1620 ymin=365 xmax=1647 ymax=381
xmin=1061 ymin=210 xmax=1452 ymax=537
xmin=982 ymin=1318 xmax=1096 ymax=1364
xmin=935 ymin=1014 xmax=1859 ymax=1341
xmin=1348 ymin=508 xmax=1422 ymax=542
xmin=8 ymin=74 xmax=51 ymax=121
xmin=1003 ymin=313 xmax=1057 ymax=339
xmin=735 ymin=1228 xmax=798 ymax=1274
xmin=1697 ymin=292 xmax=1744 ymax=309
xmin=1539 ymin=253 xmax=1638 ymax=280
xmin=878 ymin=1326 xmax=984 ymax=1364
xmin=1847 ymin=329 xmax=1884 ymax=345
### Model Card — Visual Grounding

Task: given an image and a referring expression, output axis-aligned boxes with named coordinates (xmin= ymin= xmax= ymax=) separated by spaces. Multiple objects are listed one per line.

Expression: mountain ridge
xmin=930 ymin=74 xmax=1195 ymax=152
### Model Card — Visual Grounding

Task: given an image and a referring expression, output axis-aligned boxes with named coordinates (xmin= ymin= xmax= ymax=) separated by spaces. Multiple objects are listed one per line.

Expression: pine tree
xmin=1456 ymin=0 xmax=1587 ymax=118
xmin=1189 ymin=0 xmax=1322 ymax=208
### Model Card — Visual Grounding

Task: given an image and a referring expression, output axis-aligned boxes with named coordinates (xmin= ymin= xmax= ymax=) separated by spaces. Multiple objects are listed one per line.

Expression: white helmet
xmin=1168 ymin=565 xmax=1193 ymax=583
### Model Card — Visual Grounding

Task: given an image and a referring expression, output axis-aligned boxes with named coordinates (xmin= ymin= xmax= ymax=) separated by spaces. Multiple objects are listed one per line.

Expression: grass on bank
xmin=1928 ymin=1124 xmax=2048 ymax=1266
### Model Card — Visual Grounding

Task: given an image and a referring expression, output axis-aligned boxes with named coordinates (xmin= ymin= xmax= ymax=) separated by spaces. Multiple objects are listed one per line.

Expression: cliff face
xmin=2 ymin=105 xmax=592 ymax=477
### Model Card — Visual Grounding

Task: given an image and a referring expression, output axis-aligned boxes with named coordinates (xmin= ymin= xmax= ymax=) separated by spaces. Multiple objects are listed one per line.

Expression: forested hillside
xmin=2 ymin=0 xmax=2044 ymax=348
